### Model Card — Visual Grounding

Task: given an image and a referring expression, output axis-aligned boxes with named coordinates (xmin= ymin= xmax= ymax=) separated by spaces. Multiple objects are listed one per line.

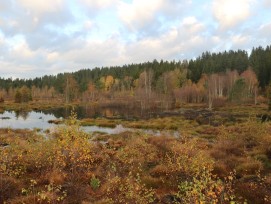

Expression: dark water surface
xmin=41 ymin=105 xmax=162 ymax=119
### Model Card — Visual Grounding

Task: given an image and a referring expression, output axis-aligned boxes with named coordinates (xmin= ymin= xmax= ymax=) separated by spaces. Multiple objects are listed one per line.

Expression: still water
xmin=0 ymin=106 xmax=142 ymax=130
xmin=41 ymin=105 xmax=161 ymax=119
xmin=0 ymin=110 xmax=131 ymax=134
xmin=0 ymin=107 xmax=180 ymax=136
xmin=0 ymin=111 xmax=57 ymax=130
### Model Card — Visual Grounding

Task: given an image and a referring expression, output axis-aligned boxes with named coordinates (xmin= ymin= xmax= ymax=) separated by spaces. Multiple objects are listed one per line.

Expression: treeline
xmin=0 ymin=45 xmax=270 ymax=108
xmin=189 ymin=45 xmax=271 ymax=88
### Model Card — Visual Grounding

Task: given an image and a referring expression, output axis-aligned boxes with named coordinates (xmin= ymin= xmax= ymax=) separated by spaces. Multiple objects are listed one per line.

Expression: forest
xmin=0 ymin=45 xmax=271 ymax=110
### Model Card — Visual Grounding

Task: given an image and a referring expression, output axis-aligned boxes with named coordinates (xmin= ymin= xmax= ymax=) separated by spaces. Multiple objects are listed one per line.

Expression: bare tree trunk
xmin=208 ymin=89 xmax=213 ymax=110
xmin=254 ymin=86 xmax=257 ymax=105
xmin=65 ymin=77 xmax=69 ymax=103
xmin=218 ymin=76 xmax=224 ymax=97
xmin=148 ymin=69 xmax=152 ymax=100
xmin=144 ymin=71 xmax=147 ymax=97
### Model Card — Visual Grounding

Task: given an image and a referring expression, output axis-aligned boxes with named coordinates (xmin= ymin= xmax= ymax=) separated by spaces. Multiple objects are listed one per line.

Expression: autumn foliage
xmin=1 ymin=109 xmax=271 ymax=203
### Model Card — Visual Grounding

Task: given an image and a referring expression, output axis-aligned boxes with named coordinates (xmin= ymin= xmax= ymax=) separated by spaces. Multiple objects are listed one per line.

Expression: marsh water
xmin=0 ymin=107 xmax=180 ymax=136
xmin=0 ymin=110 xmax=132 ymax=134
xmin=41 ymin=105 xmax=163 ymax=119
xmin=0 ymin=111 xmax=57 ymax=130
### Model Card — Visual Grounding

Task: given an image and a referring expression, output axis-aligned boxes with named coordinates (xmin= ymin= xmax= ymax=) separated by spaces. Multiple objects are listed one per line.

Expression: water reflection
xmin=0 ymin=109 xmax=180 ymax=137
xmin=0 ymin=105 xmax=151 ymax=130
xmin=42 ymin=105 xmax=163 ymax=119
xmin=82 ymin=124 xmax=132 ymax=135
xmin=0 ymin=111 xmax=57 ymax=130
xmin=15 ymin=110 xmax=29 ymax=120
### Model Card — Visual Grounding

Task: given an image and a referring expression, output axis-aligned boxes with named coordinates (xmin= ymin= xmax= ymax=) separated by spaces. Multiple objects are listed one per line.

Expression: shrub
xmin=103 ymin=173 xmax=155 ymax=204
xmin=0 ymin=175 xmax=20 ymax=203
xmin=236 ymin=160 xmax=263 ymax=177
xmin=176 ymin=167 xmax=236 ymax=203
xmin=90 ymin=176 xmax=101 ymax=190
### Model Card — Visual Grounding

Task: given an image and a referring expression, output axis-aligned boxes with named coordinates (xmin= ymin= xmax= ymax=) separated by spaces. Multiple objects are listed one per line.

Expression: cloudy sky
xmin=0 ymin=0 xmax=271 ymax=79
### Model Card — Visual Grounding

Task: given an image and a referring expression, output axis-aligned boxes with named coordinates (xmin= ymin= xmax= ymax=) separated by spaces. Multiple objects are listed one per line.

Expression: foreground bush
xmin=1 ymin=116 xmax=271 ymax=203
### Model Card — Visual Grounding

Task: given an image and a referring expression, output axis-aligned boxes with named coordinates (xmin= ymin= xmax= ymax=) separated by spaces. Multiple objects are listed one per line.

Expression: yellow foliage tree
xmin=104 ymin=75 xmax=114 ymax=91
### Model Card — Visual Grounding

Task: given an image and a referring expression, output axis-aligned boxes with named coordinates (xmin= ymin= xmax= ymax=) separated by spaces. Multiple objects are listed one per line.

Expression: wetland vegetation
xmin=1 ymin=103 xmax=271 ymax=203
xmin=1 ymin=46 xmax=271 ymax=203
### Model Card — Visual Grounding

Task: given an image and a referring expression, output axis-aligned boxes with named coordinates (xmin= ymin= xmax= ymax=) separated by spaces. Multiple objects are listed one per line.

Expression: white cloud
xmin=0 ymin=1 xmax=9 ymax=11
xmin=117 ymin=0 xmax=164 ymax=31
xmin=182 ymin=16 xmax=197 ymax=25
xmin=181 ymin=16 xmax=205 ymax=33
xmin=84 ymin=20 xmax=94 ymax=30
xmin=124 ymin=16 xmax=209 ymax=62
xmin=18 ymin=0 xmax=64 ymax=16
xmin=1 ymin=15 xmax=207 ymax=78
xmin=63 ymin=37 xmax=125 ymax=67
xmin=263 ymin=0 xmax=271 ymax=7
xmin=0 ymin=61 xmax=34 ymax=79
xmin=12 ymin=42 xmax=35 ymax=59
xmin=212 ymin=0 xmax=254 ymax=29
xmin=0 ymin=0 xmax=73 ymax=41
xmin=79 ymin=0 xmax=116 ymax=9
xmin=117 ymin=0 xmax=194 ymax=37
xmin=46 ymin=52 xmax=60 ymax=63
xmin=0 ymin=0 xmax=270 ymax=79
xmin=258 ymin=22 xmax=271 ymax=38
xmin=231 ymin=34 xmax=250 ymax=48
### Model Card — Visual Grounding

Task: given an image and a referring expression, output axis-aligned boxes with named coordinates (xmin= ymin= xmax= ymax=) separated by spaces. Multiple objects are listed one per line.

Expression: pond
xmin=0 ymin=111 xmax=58 ymax=130
xmin=0 ymin=110 xmax=131 ymax=134
xmin=41 ymin=105 xmax=169 ymax=119
xmin=0 ymin=110 xmax=180 ymax=137
xmin=0 ymin=105 xmax=150 ymax=131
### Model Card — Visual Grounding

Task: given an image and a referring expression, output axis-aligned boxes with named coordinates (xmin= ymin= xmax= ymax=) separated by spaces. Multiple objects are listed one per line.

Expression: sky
xmin=0 ymin=0 xmax=271 ymax=79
